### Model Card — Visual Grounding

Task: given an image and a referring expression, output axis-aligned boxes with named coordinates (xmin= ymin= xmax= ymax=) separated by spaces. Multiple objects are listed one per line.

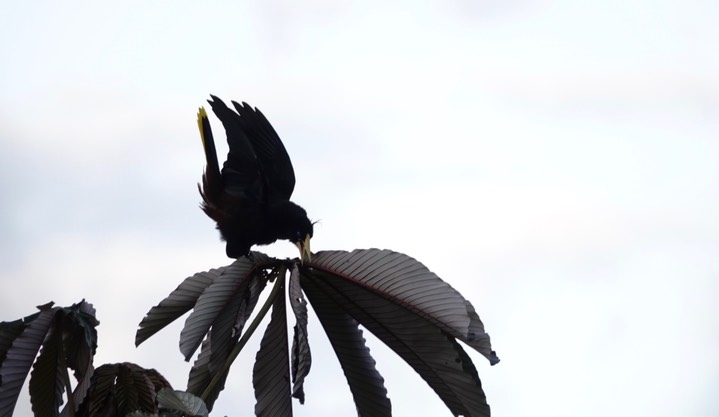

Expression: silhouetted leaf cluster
xmin=137 ymin=248 xmax=499 ymax=417
xmin=0 ymin=300 xmax=97 ymax=417
xmin=76 ymin=362 xmax=171 ymax=417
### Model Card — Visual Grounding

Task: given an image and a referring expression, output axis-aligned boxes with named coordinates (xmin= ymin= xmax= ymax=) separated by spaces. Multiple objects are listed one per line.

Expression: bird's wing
xmin=207 ymin=96 xmax=263 ymax=201
xmin=231 ymin=100 xmax=296 ymax=203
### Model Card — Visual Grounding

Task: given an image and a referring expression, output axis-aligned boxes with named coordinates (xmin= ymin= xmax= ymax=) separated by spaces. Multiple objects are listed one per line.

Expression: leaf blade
xmin=29 ymin=322 xmax=65 ymax=417
xmin=136 ymin=267 xmax=221 ymax=347
xmin=179 ymin=257 xmax=261 ymax=360
xmin=186 ymin=336 xmax=229 ymax=411
xmin=156 ymin=388 xmax=209 ymax=417
xmin=0 ymin=307 xmax=56 ymax=417
xmin=253 ymin=284 xmax=292 ymax=417
xmin=60 ymin=300 xmax=99 ymax=417
xmin=288 ymin=266 xmax=311 ymax=404
xmin=301 ymin=273 xmax=391 ymax=417
xmin=303 ymin=249 xmax=496 ymax=417
xmin=308 ymin=249 xmax=499 ymax=364
xmin=208 ymin=268 xmax=268 ymax=375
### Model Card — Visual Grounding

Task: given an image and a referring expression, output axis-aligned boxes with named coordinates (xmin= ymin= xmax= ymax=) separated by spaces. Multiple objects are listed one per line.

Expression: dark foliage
xmin=0 ymin=300 xmax=98 ymax=417
xmin=76 ymin=363 xmax=171 ymax=417
xmin=137 ymin=249 xmax=499 ymax=417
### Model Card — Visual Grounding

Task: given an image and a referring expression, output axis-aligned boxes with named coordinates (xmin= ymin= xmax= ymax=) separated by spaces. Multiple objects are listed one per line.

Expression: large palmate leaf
xmin=0 ymin=300 xmax=100 ymax=417
xmin=301 ymin=249 xmax=497 ymax=417
xmin=304 ymin=271 xmax=490 ymax=416
xmin=77 ymin=362 xmax=171 ymax=417
xmin=305 ymin=249 xmax=499 ymax=365
xmin=138 ymin=248 xmax=498 ymax=417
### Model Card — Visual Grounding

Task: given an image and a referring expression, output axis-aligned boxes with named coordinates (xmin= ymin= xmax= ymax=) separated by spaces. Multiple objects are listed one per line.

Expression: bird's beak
xmin=295 ymin=235 xmax=312 ymax=264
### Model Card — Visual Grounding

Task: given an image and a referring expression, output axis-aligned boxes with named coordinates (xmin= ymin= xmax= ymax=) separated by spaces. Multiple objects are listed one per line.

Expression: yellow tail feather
xmin=197 ymin=107 xmax=208 ymax=146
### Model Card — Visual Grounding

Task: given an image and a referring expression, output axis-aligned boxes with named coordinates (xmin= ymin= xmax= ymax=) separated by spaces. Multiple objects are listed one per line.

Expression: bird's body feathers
xmin=197 ymin=96 xmax=313 ymax=259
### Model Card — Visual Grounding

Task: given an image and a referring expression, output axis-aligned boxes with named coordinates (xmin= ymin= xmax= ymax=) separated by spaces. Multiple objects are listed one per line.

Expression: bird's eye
xmin=295 ymin=230 xmax=302 ymax=240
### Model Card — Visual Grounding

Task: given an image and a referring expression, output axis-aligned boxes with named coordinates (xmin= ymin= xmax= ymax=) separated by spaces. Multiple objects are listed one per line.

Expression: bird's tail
xmin=197 ymin=107 xmax=222 ymax=219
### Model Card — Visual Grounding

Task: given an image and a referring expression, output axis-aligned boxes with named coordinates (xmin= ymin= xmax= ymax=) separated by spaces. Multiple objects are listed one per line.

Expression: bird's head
xmin=271 ymin=202 xmax=314 ymax=263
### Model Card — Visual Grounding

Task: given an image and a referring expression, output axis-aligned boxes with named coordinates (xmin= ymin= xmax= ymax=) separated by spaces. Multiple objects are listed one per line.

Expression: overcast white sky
xmin=1 ymin=1 xmax=718 ymax=416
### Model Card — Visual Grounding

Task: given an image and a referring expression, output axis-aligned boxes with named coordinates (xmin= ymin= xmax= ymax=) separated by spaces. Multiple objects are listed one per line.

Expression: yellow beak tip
xmin=295 ymin=236 xmax=312 ymax=264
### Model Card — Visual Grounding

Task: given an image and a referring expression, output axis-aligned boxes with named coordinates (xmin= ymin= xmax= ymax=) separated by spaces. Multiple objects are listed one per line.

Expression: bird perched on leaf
xmin=196 ymin=95 xmax=313 ymax=261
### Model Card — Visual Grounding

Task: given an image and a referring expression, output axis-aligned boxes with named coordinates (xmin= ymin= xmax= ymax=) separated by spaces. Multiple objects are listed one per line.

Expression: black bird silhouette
xmin=196 ymin=95 xmax=313 ymax=261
